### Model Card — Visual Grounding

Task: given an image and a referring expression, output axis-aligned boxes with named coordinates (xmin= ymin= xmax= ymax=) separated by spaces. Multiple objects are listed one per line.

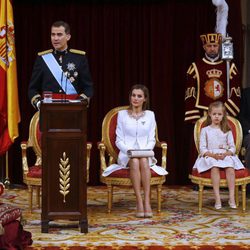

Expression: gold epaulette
xmin=70 ymin=49 xmax=86 ymax=55
xmin=38 ymin=49 xmax=53 ymax=56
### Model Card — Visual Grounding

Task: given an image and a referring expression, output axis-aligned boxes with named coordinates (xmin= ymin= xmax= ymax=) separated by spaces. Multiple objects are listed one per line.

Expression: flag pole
xmin=4 ymin=151 xmax=10 ymax=189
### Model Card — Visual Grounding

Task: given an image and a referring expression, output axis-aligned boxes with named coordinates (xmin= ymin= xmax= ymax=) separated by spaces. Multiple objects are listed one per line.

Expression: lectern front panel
xmin=40 ymin=102 xmax=88 ymax=233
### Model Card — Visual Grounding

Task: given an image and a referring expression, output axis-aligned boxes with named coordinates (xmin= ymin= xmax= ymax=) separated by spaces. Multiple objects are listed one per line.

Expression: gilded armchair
xmin=189 ymin=115 xmax=250 ymax=212
xmin=98 ymin=106 xmax=168 ymax=213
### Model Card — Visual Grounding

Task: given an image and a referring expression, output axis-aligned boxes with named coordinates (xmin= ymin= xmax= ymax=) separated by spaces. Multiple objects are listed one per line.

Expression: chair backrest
xmin=101 ymin=106 xmax=161 ymax=162
xmin=101 ymin=106 xmax=128 ymax=161
xmin=28 ymin=111 xmax=41 ymax=157
xmin=194 ymin=115 xmax=243 ymax=155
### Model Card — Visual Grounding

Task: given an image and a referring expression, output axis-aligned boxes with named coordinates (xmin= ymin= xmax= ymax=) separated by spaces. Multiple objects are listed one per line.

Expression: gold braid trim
xmin=225 ymin=102 xmax=237 ymax=117
xmin=185 ymin=110 xmax=200 ymax=115
xmin=185 ymin=87 xmax=196 ymax=100
xmin=184 ymin=115 xmax=201 ymax=121
xmin=69 ymin=49 xmax=86 ymax=55
xmin=187 ymin=64 xmax=195 ymax=75
xmin=228 ymin=99 xmax=240 ymax=113
xmin=229 ymin=63 xmax=238 ymax=79
xmin=230 ymin=87 xmax=241 ymax=98
xmin=38 ymin=49 xmax=53 ymax=56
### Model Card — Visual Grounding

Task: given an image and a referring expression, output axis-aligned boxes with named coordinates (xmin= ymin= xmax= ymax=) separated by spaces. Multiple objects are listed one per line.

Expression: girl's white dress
xmin=102 ymin=110 xmax=168 ymax=177
xmin=193 ymin=125 xmax=244 ymax=173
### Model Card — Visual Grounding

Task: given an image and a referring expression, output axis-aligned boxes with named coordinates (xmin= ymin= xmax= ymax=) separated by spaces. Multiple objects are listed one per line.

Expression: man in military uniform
xmin=184 ymin=33 xmax=241 ymax=178
xmin=28 ymin=20 xmax=93 ymax=109
xmin=184 ymin=33 xmax=241 ymax=122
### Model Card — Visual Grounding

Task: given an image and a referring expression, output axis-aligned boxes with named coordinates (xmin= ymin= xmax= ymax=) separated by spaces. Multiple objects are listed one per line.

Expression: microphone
xmin=60 ymin=70 xmax=64 ymax=102
xmin=65 ymin=71 xmax=68 ymax=103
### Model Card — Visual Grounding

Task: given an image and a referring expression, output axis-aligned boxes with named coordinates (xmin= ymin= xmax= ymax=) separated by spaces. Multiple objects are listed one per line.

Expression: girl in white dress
xmin=102 ymin=84 xmax=167 ymax=218
xmin=193 ymin=101 xmax=244 ymax=209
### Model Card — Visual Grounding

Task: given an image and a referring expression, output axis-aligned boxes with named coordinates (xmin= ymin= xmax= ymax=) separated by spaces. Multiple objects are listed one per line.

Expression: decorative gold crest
xmin=206 ymin=69 xmax=222 ymax=78
xmin=59 ymin=152 xmax=71 ymax=203
xmin=204 ymin=78 xmax=224 ymax=100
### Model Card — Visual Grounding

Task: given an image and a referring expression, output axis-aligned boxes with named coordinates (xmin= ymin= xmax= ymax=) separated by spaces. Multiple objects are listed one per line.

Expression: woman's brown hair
xmin=128 ymin=84 xmax=150 ymax=111
xmin=205 ymin=101 xmax=231 ymax=133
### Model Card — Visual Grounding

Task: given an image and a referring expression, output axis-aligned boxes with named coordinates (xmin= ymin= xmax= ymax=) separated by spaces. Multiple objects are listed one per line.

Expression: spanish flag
xmin=0 ymin=0 xmax=20 ymax=155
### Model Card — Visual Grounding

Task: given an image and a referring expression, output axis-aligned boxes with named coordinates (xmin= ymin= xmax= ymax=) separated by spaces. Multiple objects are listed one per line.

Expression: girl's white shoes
xmin=214 ymin=203 xmax=222 ymax=209
xmin=228 ymin=201 xmax=237 ymax=209
xmin=214 ymin=201 xmax=237 ymax=209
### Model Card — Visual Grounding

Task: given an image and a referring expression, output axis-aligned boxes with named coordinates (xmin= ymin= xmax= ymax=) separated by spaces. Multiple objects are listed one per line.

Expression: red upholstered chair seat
xmin=109 ymin=168 xmax=161 ymax=178
xmin=192 ymin=168 xmax=250 ymax=179
xmin=26 ymin=165 xmax=42 ymax=178
xmin=0 ymin=204 xmax=21 ymax=226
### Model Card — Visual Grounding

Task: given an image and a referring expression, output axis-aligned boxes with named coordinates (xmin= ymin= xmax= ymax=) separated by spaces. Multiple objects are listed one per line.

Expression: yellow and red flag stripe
xmin=0 ymin=0 xmax=20 ymax=155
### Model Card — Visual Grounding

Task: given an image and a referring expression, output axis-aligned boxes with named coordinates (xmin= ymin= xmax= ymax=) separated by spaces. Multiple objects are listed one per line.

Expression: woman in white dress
xmin=102 ymin=84 xmax=167 ymax=218
xmin=193 ymin=101 xmax=244 ymax=210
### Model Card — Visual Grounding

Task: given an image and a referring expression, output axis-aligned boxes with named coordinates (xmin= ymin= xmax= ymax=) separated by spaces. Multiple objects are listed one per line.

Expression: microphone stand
xmin=60 ymin=71 xmax=64 ymax=102
xmin=65 ymin=72 xmax=68 ymax=103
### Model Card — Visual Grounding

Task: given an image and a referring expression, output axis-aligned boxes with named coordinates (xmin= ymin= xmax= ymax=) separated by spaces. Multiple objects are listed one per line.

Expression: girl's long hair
xmin=205 ymin=101 xmax=231 ymax=133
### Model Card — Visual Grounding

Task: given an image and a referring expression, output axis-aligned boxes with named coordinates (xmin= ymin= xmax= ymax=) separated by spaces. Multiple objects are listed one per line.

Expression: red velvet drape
xmin=7 ymin=0 xmax=243 ymax=185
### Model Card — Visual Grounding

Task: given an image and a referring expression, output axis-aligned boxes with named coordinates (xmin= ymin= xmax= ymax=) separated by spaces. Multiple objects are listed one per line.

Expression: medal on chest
xmin=66 ymin=62 xmax=78 ymax=83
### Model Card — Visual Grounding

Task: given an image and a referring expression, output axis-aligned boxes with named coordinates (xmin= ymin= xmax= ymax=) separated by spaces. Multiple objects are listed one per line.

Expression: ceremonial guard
xmin=28 ymin=21 xmax=93 ymax=109
xmin=183 ymin=0 xmax=242 ymax=181
xmin=184 ymin=33 xmax=241 ymax=123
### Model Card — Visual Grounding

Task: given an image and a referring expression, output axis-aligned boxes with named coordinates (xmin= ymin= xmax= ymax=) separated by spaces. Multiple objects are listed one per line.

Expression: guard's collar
xmin=205 ymin=53 xmax=220 ymax=62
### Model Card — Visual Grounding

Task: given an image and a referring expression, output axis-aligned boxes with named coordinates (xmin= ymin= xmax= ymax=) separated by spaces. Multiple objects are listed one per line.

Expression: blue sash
xmin=42 ymin=53 xmax=77 ymax=95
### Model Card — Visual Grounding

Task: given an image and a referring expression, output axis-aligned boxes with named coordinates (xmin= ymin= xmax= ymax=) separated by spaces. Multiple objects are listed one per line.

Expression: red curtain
xmin=8 ymin=0 xmax=243 ymax=185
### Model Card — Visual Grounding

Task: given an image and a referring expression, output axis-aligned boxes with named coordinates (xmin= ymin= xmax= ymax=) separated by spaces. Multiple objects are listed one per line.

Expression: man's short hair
xmin=51 ymin=21 xmax=70 ymax=34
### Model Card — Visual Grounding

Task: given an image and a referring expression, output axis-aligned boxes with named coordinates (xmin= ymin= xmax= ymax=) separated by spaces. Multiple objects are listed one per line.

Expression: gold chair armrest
xmin=20 ymin=141 xmax=29 ymax=174
xmin=155 ymin=141 xmax=167 ymax=169
xmin=98 ymin=142 xmax=107 ymax=172
xmin=87 ymin=143 xmax=92 ymax=169
xmin=86 ymin=143 xmax=92 ymax=183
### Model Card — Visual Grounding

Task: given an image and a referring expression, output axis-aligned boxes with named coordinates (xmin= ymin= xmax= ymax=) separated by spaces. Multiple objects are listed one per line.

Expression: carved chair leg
xmin=157 ymin=184 xmax=162 ymax=213
xmin=28 ymin=185 xmax=33 ymax=213
xmin=198 ymin=184 xmax=204 ymax=213
xmin=241 ymin=184 xmax=246 ymax=212
xmin=235 ymin=185 xmax=239 ymax=207
xmin=107 ymin=185 xmax=113 ymax=213
xmin=36 ymin=186 xmax=41 ymax=208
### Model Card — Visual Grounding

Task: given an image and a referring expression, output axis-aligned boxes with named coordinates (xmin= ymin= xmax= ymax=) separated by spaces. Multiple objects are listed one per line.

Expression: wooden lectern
xmin=40 ymin=102 xmax=88 ymax=233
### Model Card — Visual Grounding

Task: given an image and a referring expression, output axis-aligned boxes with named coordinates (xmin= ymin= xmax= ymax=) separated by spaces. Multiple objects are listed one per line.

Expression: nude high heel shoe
xmin=144 ymin=212 xmax=153 ymax=218
xmin=135 ymin=212 xmax=144 ymax=218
